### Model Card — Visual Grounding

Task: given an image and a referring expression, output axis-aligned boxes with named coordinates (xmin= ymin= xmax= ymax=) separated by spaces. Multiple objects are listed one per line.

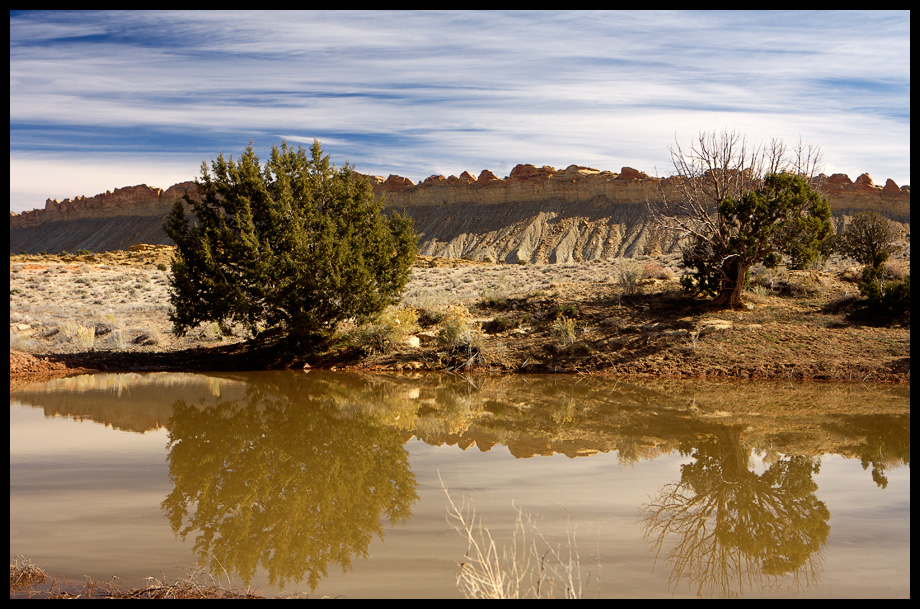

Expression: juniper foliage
xmin=165 ymin=140 xmax=417 ymax=350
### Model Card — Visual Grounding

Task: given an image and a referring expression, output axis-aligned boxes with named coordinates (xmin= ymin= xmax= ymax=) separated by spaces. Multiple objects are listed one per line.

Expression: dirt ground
xmin=9 ymin=245 xmax=910 ymax=383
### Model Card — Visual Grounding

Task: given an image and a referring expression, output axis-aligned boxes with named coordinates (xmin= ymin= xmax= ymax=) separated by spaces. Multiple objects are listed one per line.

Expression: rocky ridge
xmin=10 ymin=163 xmax=910 ymax=260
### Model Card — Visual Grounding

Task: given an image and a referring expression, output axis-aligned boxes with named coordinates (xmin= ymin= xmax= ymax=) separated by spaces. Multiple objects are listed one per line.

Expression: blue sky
xmin=9 ymin=10 xmax=911 ymax=213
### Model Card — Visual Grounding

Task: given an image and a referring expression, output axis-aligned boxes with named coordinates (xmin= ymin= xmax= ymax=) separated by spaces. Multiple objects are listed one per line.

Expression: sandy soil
xmin=9 ymin=246 xmax=910 ymax=382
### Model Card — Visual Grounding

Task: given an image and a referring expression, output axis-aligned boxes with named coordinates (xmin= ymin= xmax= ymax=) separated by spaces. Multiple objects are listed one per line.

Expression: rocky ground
xmin=9 ymin=245 xmax=910 ymax=383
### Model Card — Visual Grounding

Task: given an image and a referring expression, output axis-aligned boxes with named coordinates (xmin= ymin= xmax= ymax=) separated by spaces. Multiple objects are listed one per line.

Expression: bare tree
xmin=649 ymin=129 xmax=828 ymax=309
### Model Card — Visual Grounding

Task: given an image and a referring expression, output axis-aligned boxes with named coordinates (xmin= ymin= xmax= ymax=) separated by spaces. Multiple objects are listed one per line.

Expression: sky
xmin=9 ymin=10 xmax=911 ymax=214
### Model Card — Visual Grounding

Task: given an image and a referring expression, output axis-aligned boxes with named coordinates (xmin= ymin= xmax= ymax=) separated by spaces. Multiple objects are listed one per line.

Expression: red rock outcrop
xmin=11 ymin=182 xmax=197 ymax=229
xmin=371 ymin=166 xmax=909 ymax=219
xmin=810 ymin=173 xmax=910 ymax=217
xmin=10 ymin=163 xmax=910 ymax=258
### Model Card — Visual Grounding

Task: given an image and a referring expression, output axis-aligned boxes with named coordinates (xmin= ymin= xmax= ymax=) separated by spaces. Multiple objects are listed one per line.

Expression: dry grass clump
xmin=437 ymin=305 xmax=483 ymax=355
xmin=91 ymin=571 xmax=262 ymax=599
xmin=74 ymin=325 xmax=96 ymax=351
xmin=9 ymin=561 xmax=263 ymax=599
xmin=349 ymin=305 xmax=421 ymax=354
xmin=616 ymin=260 xmax=645 ymax=296
xmin=10 ymin=556 xmax=46 ymax=591
xmin=777 ymin=270 xmax=832 ymax=298
xmin=883 ymin=258 xmax=910 ymax=281
xmin=640 ymin=259 xmax=675 ymax=281
xmin=9 ymin=326 xmax=38 ymax=351
xmin=748 ymin=265 xmax=780 ymax=292
xmin=443 ymin=482 xmax=592 ymax=599
xmin=551 ymin=316 xmax=578 ymax=347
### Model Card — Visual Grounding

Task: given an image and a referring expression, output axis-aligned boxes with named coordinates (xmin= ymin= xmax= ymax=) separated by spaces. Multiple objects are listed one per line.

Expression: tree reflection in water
xmin=160 ymin=379 xmax=419 ymax=591
xmin=640 ymin=427 xmax=830 ymax=598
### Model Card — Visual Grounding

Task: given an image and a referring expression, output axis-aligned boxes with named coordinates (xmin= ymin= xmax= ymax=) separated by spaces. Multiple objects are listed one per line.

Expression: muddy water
xmin=9 ymin=372 xmax=910 ymax=598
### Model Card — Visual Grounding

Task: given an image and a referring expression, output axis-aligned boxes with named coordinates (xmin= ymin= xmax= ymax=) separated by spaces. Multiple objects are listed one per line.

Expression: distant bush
xmin=840 ymin=211 xmax=901 ymax=269
xmin=483 ymin=315 xmax=518 ymax=334
xmin=883 ymin=259 xmax=910 ymax=281
xmin=747 ymin=265 xmax=779 ymax=292
xmin=640 ymin=260 xmax=674 ymax=281
xmin=617 ymin=260 xmax=644 ymax=296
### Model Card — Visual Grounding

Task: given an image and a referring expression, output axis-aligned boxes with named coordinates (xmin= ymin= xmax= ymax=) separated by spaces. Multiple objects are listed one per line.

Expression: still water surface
xmin=9 ymin=371 xmax=910 ymax=598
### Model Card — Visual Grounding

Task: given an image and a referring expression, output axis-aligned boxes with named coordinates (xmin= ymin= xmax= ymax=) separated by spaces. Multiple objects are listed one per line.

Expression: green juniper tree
xmin=680 ymin=172 xmax=832 ymax=308
xmin=165 ymin=140 xmax=417 ymax=351
xmin=650 ymin=130 xmax=831 ymax=309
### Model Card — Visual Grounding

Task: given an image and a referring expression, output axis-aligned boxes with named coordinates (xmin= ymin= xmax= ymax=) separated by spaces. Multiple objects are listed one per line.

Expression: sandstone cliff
xmin=9 ymin=164 xmax=910 ymax=259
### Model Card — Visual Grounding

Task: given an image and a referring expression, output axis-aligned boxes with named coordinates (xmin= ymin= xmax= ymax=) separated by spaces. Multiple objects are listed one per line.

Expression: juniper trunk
xmin=710 ymin=257 xmax=751 ymax=310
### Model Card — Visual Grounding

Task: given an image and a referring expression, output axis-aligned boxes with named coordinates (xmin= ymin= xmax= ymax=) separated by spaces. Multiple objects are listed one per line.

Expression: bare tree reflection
xmin=641 ymin=428 xmax=830 ymax=598
xmin=161 ymin=380 xmax=418 ymax=591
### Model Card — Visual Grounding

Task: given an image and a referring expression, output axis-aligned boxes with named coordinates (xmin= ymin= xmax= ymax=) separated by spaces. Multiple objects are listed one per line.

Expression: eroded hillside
xmin=10 ymin=163 xmax=910 ymax=258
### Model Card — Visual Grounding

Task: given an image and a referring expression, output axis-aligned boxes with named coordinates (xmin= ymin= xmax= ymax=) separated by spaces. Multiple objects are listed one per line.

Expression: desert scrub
xmin=437 ymin=305 xmax=483 ymax=355
xmin=10 ymin=556 xmax=47 ymax=591
xmin=9 ymin=326 xmax=38 ymax=351
xmin=779 ymin=270 xmax=830 ymax=298
xmin=616 ymin=260 xmax=644 ymax=296
xmin=350 ymin=305 xmax=420 ymax=354
xmin=552 ymin=316 xmax=578 ymax=347
xmin=59 ymin=319 xmax=82 ymax=341
xmin=402 ymin=289 xmax=450 ymax=325
xmin=75 ymin=325 xmax=96 ymax=351
xmin=483 ymin=315 xmax=518 ymax=334
xmin=641 ymin=260 xmax=675 ymax=281
xmin=479 ymin=279 xmax=513 ymax=308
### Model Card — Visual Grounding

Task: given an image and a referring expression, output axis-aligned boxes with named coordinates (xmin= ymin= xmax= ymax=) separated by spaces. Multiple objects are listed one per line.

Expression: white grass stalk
xmin=442 ymin=476 xmax=592 ymax=599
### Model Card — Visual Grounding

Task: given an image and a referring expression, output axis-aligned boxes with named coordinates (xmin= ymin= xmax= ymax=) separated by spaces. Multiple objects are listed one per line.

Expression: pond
xmin=9 ymin=371 xmax=910 ymax=598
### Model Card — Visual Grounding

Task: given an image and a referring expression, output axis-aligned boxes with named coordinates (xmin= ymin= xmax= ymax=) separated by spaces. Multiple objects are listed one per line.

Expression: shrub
xmin=59 ymin=320 xmax=81 ymax=340
xmin=857 ymin=272 xmax=910 ymax=323
xmin=75 ymin=325 xmax=96 ymax=351
xmin=640 ymin=260 xmax=674 ymax=281
xmin=112 ymin=328 xmax=128 ymax=350
xmin=617 ymin=260 xmax=644 ymax=296
xmin=483 ymin=315 xmax=518 ymax=334
xmin=437 ymin=305 xmax=482 ymax=354
xmin=552 ymin=316 xmax=578 ymax=347
xmin=555 ymin=304 xmax=578 ymax=319
xmin=351 ymin=306 xmax=420 ymax=354
xmin=840 ymin=211 xmax=901 ymax=269
xmin=747 ymin=265 xmax=779 ymax=292
xmin=883 ymin=259 xmax=910 ymax=281
xmin=9 ymin=327 xmax=37 ymax=351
